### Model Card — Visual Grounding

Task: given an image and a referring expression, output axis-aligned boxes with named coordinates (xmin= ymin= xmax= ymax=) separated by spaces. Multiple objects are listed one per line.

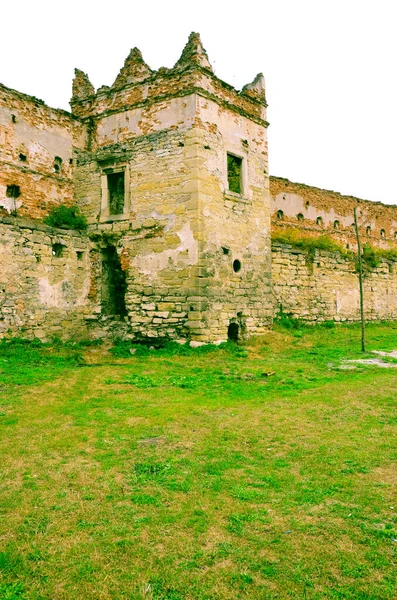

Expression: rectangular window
xmin=107 ymin=171 xmax=125 ymax=215
xmin=227 ymin=153 xmax=242 ymax=194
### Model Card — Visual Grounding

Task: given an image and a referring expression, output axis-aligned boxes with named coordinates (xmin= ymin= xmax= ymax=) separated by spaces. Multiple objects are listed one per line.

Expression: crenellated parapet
xmin=72 ymin=69 xmax=95 ymax=102
xmin=174 ymin=31 xmax=214 ymax=72
xmin=112 ymin=48 xmax=153 ymax=89
xmin=270 ymin=176 xmax=397 ymax=251
xmin=69 ymin=32 xmax=268 ymax=128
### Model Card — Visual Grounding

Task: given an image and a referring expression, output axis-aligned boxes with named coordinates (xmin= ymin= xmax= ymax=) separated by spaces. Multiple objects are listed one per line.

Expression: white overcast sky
xmin=1 ymin=0 xmax=396 ymax=204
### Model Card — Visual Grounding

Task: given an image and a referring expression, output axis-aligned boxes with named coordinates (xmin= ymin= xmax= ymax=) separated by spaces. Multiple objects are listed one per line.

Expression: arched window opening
xmin=53 ymin=156 xmax=63 ymax=174
xmin=233 ymin=259 xmax=242 ymax=273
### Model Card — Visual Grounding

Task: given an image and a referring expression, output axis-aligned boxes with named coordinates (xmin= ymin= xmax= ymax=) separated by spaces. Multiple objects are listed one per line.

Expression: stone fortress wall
xmin=270 ymin=177 xmax=397 ymax=322
xmin=1 ymin=34 xmax=397 ymax=342
xmin=270 ymin=176 xmax=397 ymax=251
xmin=0 ymin=34 xmax=272 ymax=342
xmin=0 ymin=84 xmax=85 ymax=218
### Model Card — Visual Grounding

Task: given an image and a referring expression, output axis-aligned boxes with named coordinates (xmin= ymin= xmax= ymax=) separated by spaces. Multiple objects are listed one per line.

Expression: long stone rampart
xmin=272 ymin=241 xmax=397 ymax=322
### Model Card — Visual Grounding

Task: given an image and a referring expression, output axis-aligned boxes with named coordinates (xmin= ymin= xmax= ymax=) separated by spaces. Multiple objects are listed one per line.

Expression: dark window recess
xmin=334 ymin=220 xmax=340 ymax=229
xmin=380 ymin=229 xmax=386 ymax=238
xmin=19 ymin=153 xmax=27 ymax=162
xmin=222 ymin=246 xmax=230 ymax=255
xmin=53 ymin=156 xmax=62 ymax=174
xmin=297 ymin=213 xmax=304 ymax=222
xmin=276 ymin=210 xmax=284 ymax=220
xmin=6 ymin=185 xmax=21 ymax=198
xmin=11 ymin=114 xmax=16 ymax=123
xmin=101 ymin=245 xmax=127 ymax=316
xmin=52 ymin=243 xmax=64 ymax=257
xmin=316 ymin=216 xmax=323 ymax=226
xmin=233 ymin=259 xmax=242 ymax=273
xmin=107 ymin=172 xmax=125 ymax=215
xmin=76 ymin=251 xmax=84 ymax=261
xmin=227 ymin=153 xmax=242 ymax=194
xmin=228 ymin=322 xmax=239 ymax=342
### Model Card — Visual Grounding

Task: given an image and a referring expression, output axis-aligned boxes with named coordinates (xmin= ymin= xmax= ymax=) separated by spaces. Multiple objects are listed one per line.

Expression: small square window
xmin=52 ymin=243 xmax=64 ymax=257
xmin=227 ymin=153 xmax=242 ymax=194
xmin=107 ymin=171 xmax=125 ymax=215
xmin=6 ymin=185 xmax=21 ymax=198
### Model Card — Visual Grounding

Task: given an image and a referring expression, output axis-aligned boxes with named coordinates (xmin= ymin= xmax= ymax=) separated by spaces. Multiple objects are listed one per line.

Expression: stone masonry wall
xmin=195 ymin=95 xmax=272 ymax=341
xmin=71 ymin=32 xmax=271 ymax=343
xmin=271 ymin=176 xmax=397 ymax=252
xmin=74 ymin=124 xmax=202 ymax=341
xmin=0 ymin=216 xmax=91 ymax=340
xmin=272 ymin=242 xmax=397 ymax=322
xmin=0 ymin=84 xmax=86 ymax=219
xmin=4 ymin=33 xmax=397 ymax=344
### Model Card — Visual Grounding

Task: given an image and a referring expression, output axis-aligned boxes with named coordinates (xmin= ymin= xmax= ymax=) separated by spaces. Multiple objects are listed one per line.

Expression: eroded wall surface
xmin=0 ymin=84 xmax=86 ymax=218
xmin=272 ymin=242 xmax=397 ymax=322
xmin=0 ymin=216 xmax=91 ymax=340
xmin=71 ymin=33 xmax=272 ymax=342
xmin=78 ymin=124 xmax=202 ymax=341
xmin=271 ymin=177 xmax=397 ymax=251
xmin=194 ymin=95 xmax=272 ymax=341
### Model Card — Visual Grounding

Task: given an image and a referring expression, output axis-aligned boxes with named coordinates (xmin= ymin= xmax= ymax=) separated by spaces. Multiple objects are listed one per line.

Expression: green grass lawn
xmin=0 ymin=323 xmax=396 ymax=599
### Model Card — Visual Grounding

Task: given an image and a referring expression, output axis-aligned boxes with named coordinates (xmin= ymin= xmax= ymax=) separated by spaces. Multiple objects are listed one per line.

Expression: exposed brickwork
xmin=70 ymin=33 xmax=271 ymax=342
xmin=0 ymin=84 xmax=86 ymax=219
xmin=271 ymin=176 xmax=397 ymax=250
xmin=1 ymin=34 xmax=397 ymax=342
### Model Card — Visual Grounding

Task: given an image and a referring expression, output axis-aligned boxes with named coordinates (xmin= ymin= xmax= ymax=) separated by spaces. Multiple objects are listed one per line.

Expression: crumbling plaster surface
xmin=189 ymin=94 xmax=271 ymax=341
xmin=131 ymin=221 xmax=198 ymax=276
xmin=2 ymin=32 xmax=397 ymax=344
xmin=272 ymin=242 xmax=397 ymax=322
xmin=271 ymin=177 xmax=397 ymax=250
xmin=0 ymin=84 xmax=86 ymax=218
xmin=96 ymin=96 xmax=198 ymax=145
xmin=0 ymin=216 xmax=91 ymax=340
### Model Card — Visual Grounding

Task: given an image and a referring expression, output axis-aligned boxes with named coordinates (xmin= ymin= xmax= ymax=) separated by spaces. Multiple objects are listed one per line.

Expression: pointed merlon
xmin=72 ymin=69 xmax=95 ymax=101
xmin=112 ymin=48 xmax=152 ymax=88
xmin=174 ymin=32 xmax=213 ymax=72
xmin=241 ymin=73 xmax=266 ymax=103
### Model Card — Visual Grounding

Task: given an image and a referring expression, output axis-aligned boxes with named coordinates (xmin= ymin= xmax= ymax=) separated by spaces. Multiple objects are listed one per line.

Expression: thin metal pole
xmin=354 ymin=207 xmax=365 ymax=352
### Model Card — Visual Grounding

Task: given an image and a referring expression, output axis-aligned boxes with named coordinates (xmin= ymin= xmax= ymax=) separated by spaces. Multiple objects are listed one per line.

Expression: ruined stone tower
xmin=70 ymin=32 xmax=272 ymax=342
xmin=2 ymin=33 xmax=397 ymax=342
